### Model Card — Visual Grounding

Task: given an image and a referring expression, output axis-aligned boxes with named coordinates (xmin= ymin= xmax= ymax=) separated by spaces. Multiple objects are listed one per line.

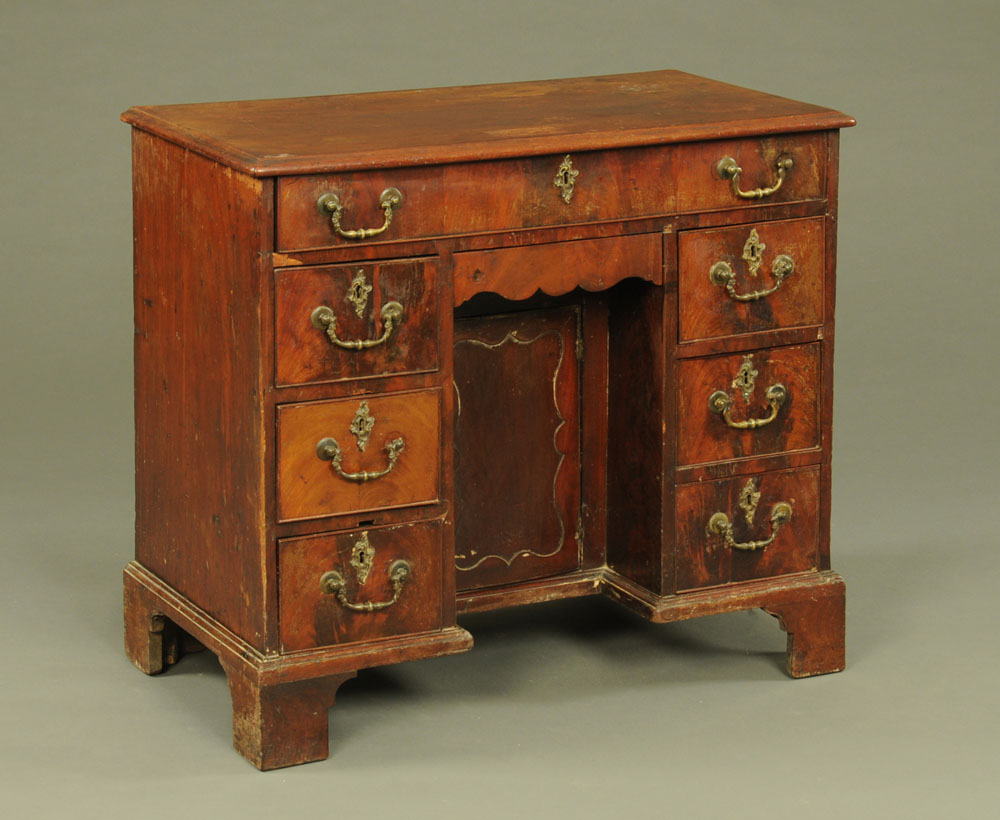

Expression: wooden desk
xmin=122 ymin=70 xmax=854 ymax=769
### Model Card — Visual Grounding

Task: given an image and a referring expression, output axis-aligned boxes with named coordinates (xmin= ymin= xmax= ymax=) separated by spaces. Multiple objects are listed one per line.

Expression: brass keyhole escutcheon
xmin=553 ymin=155 xmax=579 ymax=204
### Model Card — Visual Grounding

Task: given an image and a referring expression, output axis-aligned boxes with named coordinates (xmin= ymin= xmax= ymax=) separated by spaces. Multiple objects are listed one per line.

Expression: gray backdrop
xmin=2 ymin=1 xmax=997 ymax=817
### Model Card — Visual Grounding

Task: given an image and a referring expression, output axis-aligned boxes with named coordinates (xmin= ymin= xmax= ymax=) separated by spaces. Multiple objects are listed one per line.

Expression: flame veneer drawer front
xmin=274 ymin=258 xmax=439 ymax=386
xmin=276 ymin=148 xmax=666 ymax=251
xmin=677 ymin=343 xmax=821 ymax=467
xmin=279 ymin=520 xmax=444 ymax=651
xmin=678 ymin=217 xmax=826 ymax=343
xmin=277 ymin=389 xmax=441 ymax=522
xmin=675 ymin=466 xmax=820 ymax=591
xmin=276 ymin=149 xmax=658 ymax=251
xmin=274 ymin=134 xmax=826 ymax=252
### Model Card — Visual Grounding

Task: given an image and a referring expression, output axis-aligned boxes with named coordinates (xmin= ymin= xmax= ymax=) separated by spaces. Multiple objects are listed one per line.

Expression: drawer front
xmin=453 ymin=233 xmax=661 ymax=306
xmin=676 ymin=466 xmax=819 ymax=591
xmin=673 ymin=133 xmax=826 ymax=213
xmin=678 ymin=217 xmax=825 ymax=342
xmin=677 ymin=344 xmax=820 ymax=466
xmin=277 ymin=389 xmax=440 ymax=522
xmin=275 ymin=258 xmax=439 ymax=386
xmin=275 ymin=134 xmax=826 ymax=251
xmin=276 ymin=148 xmax=672 ymax=251
xmin=279 ymin=520 xmax=443 ymax=651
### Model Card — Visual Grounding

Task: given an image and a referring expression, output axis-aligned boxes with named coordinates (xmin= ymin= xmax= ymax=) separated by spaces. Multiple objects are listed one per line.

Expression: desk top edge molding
xmin=121 ymin=69 xmax=855 ymax=176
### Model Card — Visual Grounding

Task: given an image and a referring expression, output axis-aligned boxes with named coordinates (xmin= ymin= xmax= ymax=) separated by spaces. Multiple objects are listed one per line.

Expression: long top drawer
xmin=276 ymin=134 xmax=828 ymax=250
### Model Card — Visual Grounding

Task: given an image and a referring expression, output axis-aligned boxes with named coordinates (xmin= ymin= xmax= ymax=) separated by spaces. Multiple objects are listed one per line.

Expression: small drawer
xmin=676 ymin=466 xmax=819 ymax=591
xmin=453 ymin=232 xmax=662 ymax=306
xmin=275 ymin=258 xmax=439 ymax=386
xmin=677 ymin=217 xmax=825 ymax=343
xmin=279 ymin=519 xmax=444 ymax=651
xmin=277 ymin=389 xmax=440 ymax=522
xmin=677 ymin=343 xmax=820 ymax=467
xmin=673 ymin=132 xmax=826 ymax=213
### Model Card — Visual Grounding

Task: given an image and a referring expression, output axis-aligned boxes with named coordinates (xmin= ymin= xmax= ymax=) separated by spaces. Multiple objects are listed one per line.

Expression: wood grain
xmin=276 ymin=146 xmax=677 ymax=251
xmin=677 ymin=343 xmax=821 ymax=466
xmin=275 ymin=258 xmax=439 ymax=386
xmin=222 ymin=663 xmax=356 ymax=770
xmin=606 ymin=279 xmax=668 ymax=592
xmin=453 ymin=307 xmax=581 ymax=591
xmin=132 ymin=131 xmax=271 ymax=647
xmin=673 ymin=133 xmax=826 ymax=213
xmin=125 ymin=70 xmax=853 ymax=765
xmin=277 ymin=389 xmax=441 ymax=522
xmin=275 ymin=133 xmax=825 ymax=251
xmin=678 ymin=216 xmax=826 ymax=342
xmin=125 ymin=562 xmax=473 ymax=768
xmin=763 ymin=580 xmax=846 ymax=677
xmin=578 ymin=297 xmax=611 ymax=572
xmin=453 ymin=233 xmax=661 ymax=306
xmin=674 ymin=466 xmax=820 ymax=591
xmin=122 ymin=69 xmax=853 ymax=175
xmin=278 ymin=520 xmax=444 ymax=652
xmin=603 ymin=568 xmax=845 ymax=677
xmin=266 ymin=198 xmax=829 ymax=270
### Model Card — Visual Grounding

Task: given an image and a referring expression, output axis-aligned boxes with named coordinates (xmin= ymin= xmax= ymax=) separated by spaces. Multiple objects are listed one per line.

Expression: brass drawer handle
xmin=316 ymin=435 xmax=405 ymax=482
xmin=715 ymin=155 xmax=793 ymax=200
xmin=708 ymin=502 xmax=793 ymax=552
xmin=320 ymin=559 xmax=411 ymax=612
xmin=710 ymin=254 xmax=794 ymax=302
xmin=317 ymin=187 xmax=402 ymax=240
xmin=709 ymin=383 xmax=787 ymax=430
xmin=310 ymin=301 xmax=404 ymax=350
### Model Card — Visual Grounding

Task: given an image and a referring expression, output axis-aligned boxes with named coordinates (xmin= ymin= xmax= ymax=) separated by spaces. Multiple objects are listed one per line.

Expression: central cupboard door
xmin=453 ymin=306 xmax=581 ymax=591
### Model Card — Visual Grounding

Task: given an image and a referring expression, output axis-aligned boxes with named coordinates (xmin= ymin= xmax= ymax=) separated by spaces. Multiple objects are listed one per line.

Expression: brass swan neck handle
xmin=709 ymin=383 xmax=787 ymax=430
xmin=710 ymin=254 xmax=795 ymax=302
xmin=311 ymin=301 xmax=404 ymax=351
xmin=317 ymin=187 xmax=402 ymax=240
xmin=320 ymin=560 xmax=411 ymax=612
xmin=708 ymin=502 xmax=793 ymax=552
xmin=316 ymin=436 xmax=405 ymax=483
xmin=715 ymin=155 xmax=793 ymax=200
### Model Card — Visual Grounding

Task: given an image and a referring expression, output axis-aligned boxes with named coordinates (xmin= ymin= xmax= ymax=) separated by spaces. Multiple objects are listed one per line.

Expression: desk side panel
xmin=132 ymin=130 xmax=272 ymax=647
xmin=818 ymin=130 xmax=841 ymax=570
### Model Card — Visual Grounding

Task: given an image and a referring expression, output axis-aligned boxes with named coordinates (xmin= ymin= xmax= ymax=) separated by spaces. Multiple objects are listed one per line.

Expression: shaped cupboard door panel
xmin=453 ymin=306 xmax=581 ymax=591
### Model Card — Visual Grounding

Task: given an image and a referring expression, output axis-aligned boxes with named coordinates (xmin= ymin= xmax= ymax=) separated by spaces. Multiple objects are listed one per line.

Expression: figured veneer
xmin=279 ymin=520 xmax=445 ymax=651
xmin=452 ymin=233 xmax=661 ymax=306
xmin=275 ymin=133 xmax=826 ymax=252
xmin=678 ymin=217 xmax=826 ymax=342
xmin=123 ymin=69 xmax=852 ymax=769
xmin=277 ymin=389 xmax=441 ymax=522
xmin=677 ymin=343 xmax=821 ymax=467
xmin=275 ymin=258 xmax=440 ymax=386
xmin=675 ymin=466 xmax=820 ymax=591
